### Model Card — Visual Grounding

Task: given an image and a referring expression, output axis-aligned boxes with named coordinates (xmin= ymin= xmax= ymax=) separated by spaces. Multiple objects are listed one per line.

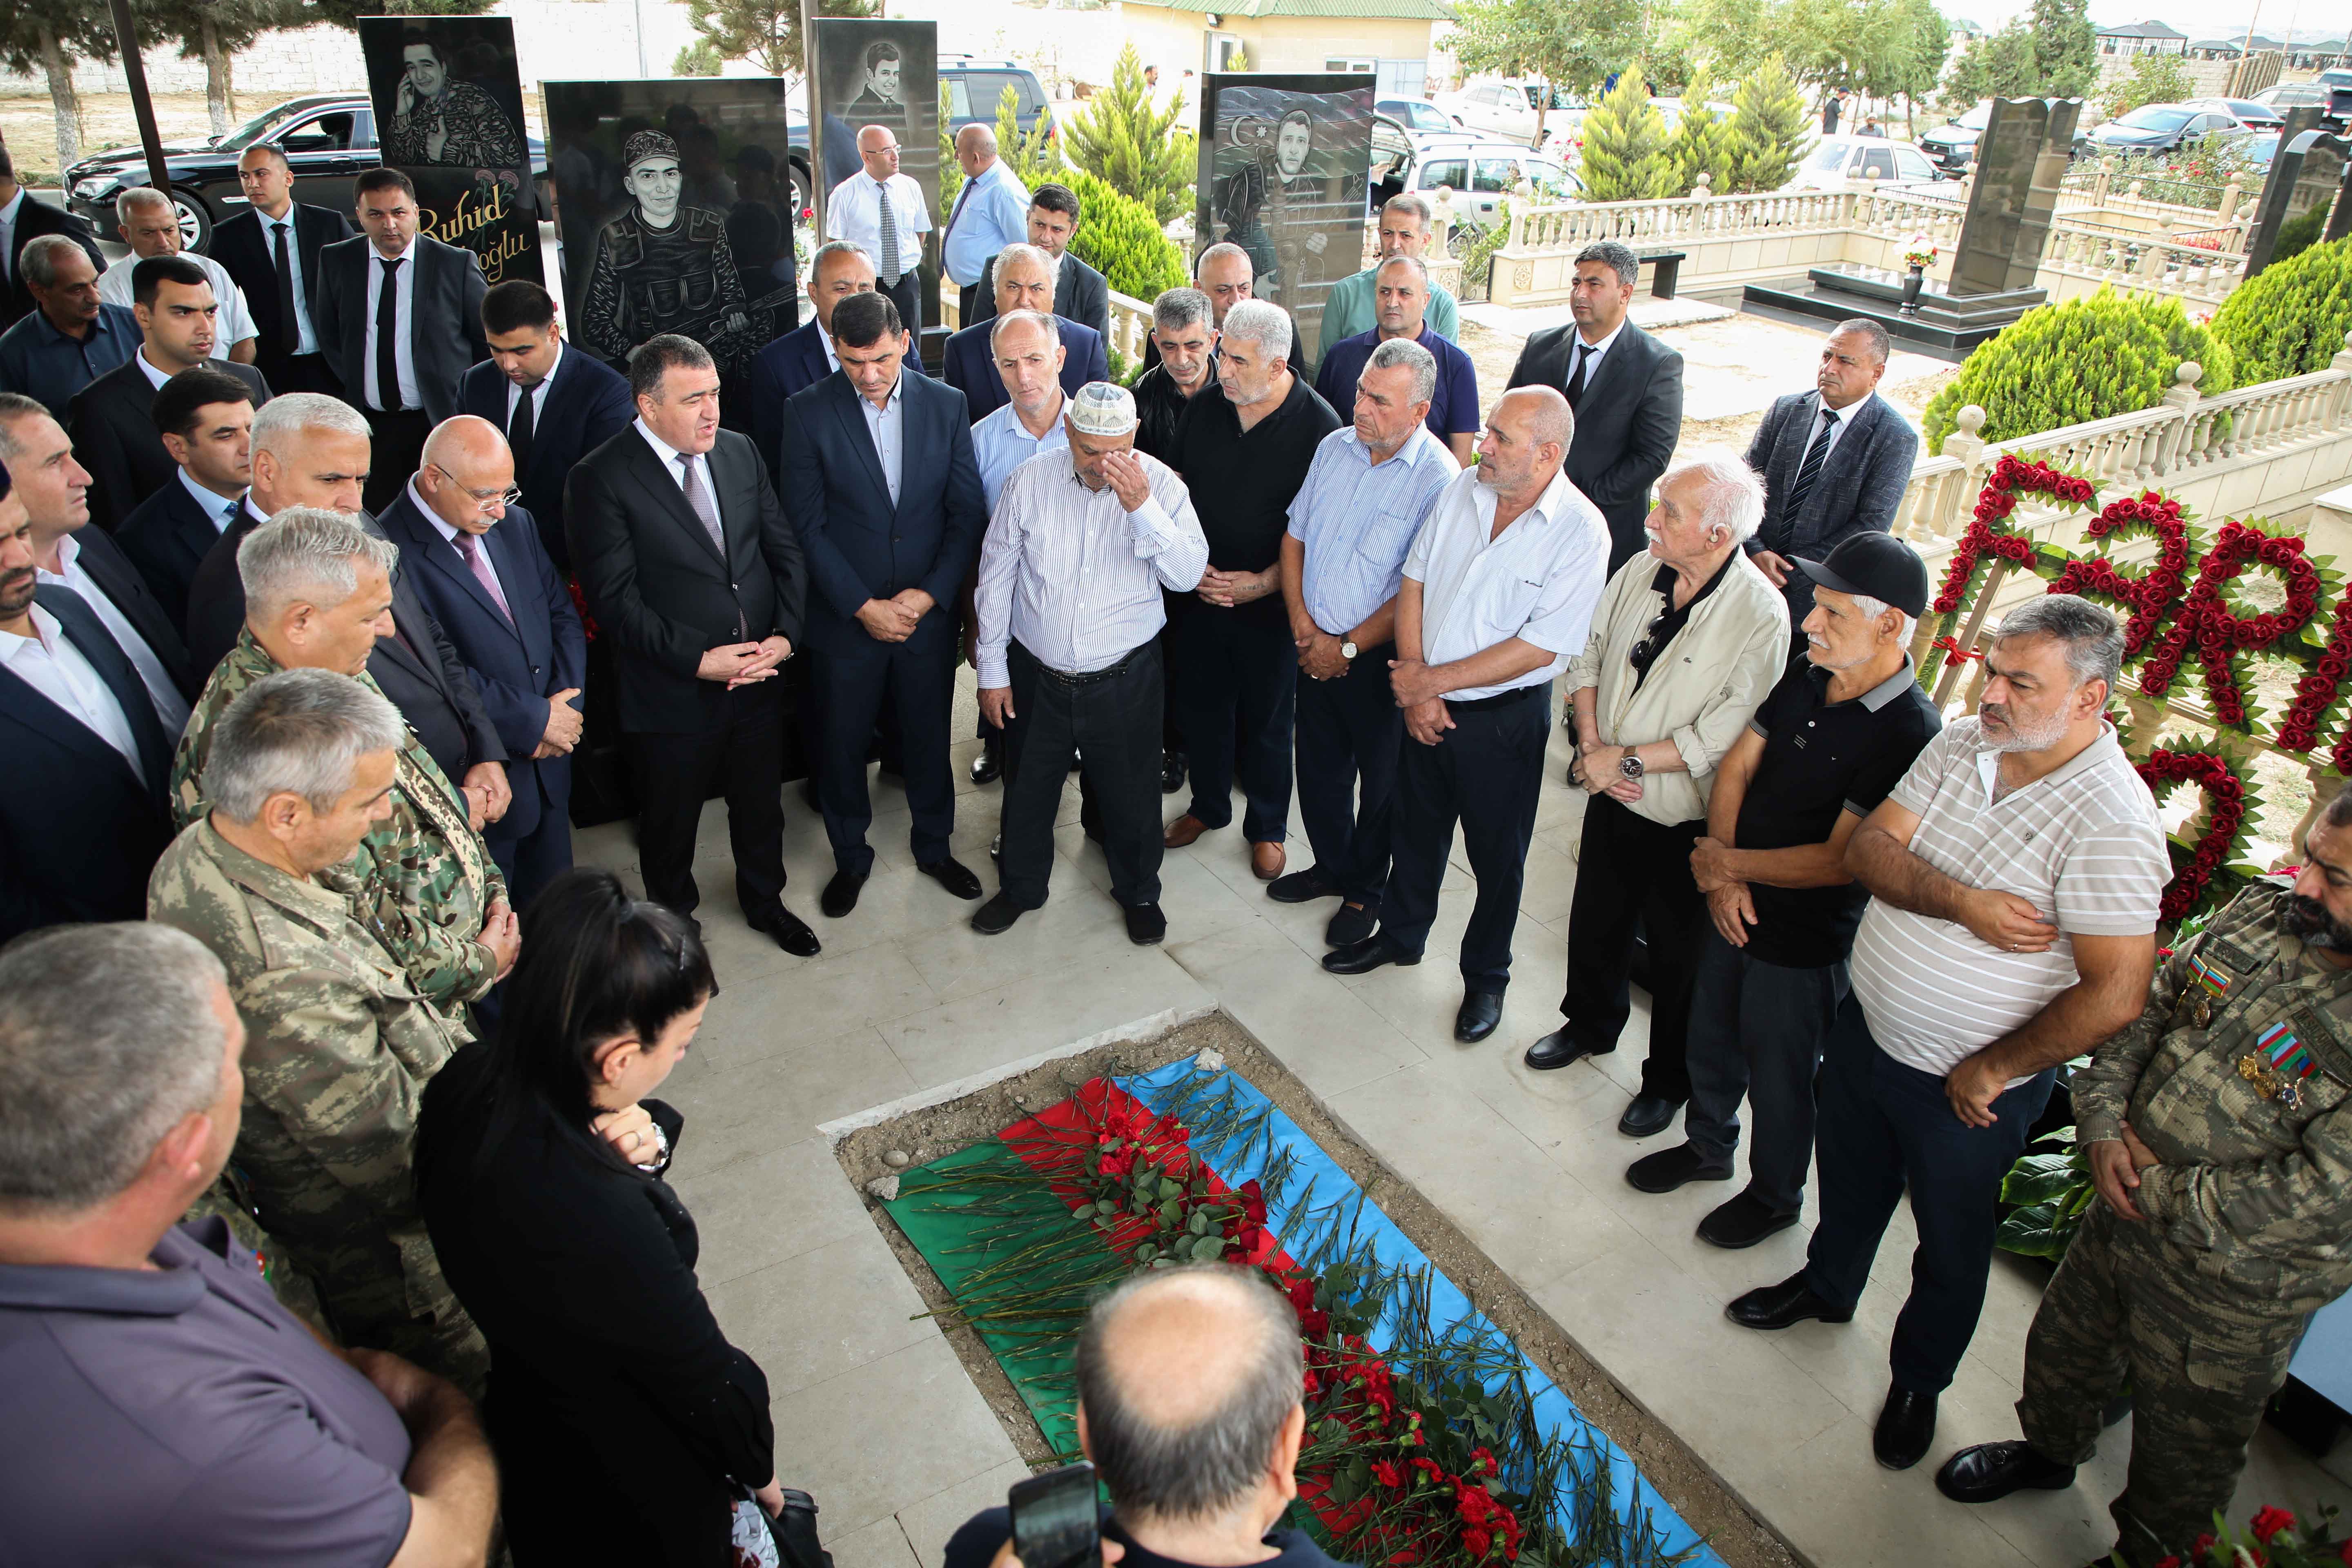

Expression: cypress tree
xmin=1064 ymin=42 xmax=1196 ymax=224
xmin=1578 ymin=64 xmax=1679 ymax=201
xmin=1667 ymin=74 xmax=1735 ymax=195
xmin=1723 ymin=54 xmax=1809 ymax=194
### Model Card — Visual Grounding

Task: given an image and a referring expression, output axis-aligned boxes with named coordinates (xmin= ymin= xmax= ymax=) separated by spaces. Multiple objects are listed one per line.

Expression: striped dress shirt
xmin=974 ymin=447 xmax=1208 ymax=688
xmin=1286 ymin=424 xmax=1459 ymax=636
xmin=1849 ymin=716 xmax=2167 ymax=1078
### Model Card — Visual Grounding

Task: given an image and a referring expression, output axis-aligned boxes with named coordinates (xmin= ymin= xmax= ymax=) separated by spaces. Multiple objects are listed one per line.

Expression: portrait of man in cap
xmin=581 ymin=128 xmax=759 ymax=371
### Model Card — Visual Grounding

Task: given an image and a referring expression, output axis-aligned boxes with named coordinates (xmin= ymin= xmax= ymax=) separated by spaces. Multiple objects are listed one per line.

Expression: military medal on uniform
xmin=2238 ymin=1020 xmax=2317 ymax=1110
xmin=2184 ymin=950 xmax=2231 ymax=1029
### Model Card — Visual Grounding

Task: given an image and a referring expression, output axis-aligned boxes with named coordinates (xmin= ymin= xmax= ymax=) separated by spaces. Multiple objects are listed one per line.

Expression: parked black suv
xmin=65 ymin=93 xmax=549 ymax=254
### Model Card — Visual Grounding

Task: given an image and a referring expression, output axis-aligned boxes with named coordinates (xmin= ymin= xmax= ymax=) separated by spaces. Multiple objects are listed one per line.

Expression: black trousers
xmin=263 ymin=350 xmax=342 ymax=396
xmin=1803 ymin=997 xmax=2055 ymax=1394
xmin=997 ymin=640 xmax=1163 ymax=909
xmin=879 ymin=271 xmax=922 ymax=339
xmin=1682 ymin=927 xmax=1849 ymax=1214
xmin=814 ymin=631 xmax=953 ymax=875
xmin=1559 ymin=791 xmax=1706 ymax=1102
xmin=1172 ymin=610 xmax=1296 ymax=843
xmin=626 ymin=680 xmax=787 ymax=922
xmin=361 ymin=407 xmax=432 ymax=514
xmin=1379 ymin=686 xmax=1548 ymax=992
xmin=1293 ymin=640 xmax=1401 ymax=906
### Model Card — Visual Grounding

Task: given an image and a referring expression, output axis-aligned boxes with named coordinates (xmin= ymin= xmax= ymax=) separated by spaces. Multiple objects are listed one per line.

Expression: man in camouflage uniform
xmin=174 ymin=508 xmax=517 ymax=1016
xmin=149 ymin=666 xmax=487 ymax=1395
xmin=1936 ymin=781 xmax=2352 ymax=1566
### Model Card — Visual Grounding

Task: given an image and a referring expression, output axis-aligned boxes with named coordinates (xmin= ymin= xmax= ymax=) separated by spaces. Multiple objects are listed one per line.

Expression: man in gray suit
xmin=1743 ymin=318 xmax=1920 ymax=635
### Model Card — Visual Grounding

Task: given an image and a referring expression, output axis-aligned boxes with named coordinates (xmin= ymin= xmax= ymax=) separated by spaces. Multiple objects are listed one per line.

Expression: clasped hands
xmin=1386 ymin=657 xmax=1452 ymax=746
xmin=1196 ymin=566 xmax=1279 ymax=609
xmin=459 ymin=762 xmax=511 ymax=831
xmin=1292 ymin=622 xmax=1348 ymax=682
xmin=1570 ymin=739 xmax=1644 ymax=802
xmin=856 ymin=588 xmax=936 ymax=645
xmin=696 ymin=635 xmax=794 ymax=689
xmin=2087 ymin=1121 xmax=2162 ymax=1221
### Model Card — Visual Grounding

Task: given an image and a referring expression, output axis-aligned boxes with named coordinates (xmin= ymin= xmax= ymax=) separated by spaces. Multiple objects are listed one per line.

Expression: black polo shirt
xmin=1172 ymin=371 xmax=1341 ymax=630
xmin=1133 ymin=360 xmax=1217 ymax=463
xmin=1631 ymin=555 xmax=1733 ymax=690
xmin=945 ymin=1507 xmax=1356 ymax=1568
xmin=1736 ymin=655 xmax=1942 ymax=970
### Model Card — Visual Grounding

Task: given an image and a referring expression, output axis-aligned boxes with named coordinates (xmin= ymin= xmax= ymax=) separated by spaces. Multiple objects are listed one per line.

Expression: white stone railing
xmin=2037 ymin=224 xmax=2250 ymax=306
xmin=1106 ymin=290 xmax=1153 ymax=368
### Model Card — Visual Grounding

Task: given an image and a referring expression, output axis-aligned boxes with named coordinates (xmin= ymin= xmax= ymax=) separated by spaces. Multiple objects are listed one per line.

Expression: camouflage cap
xmin=622 ymin=130 xmax=682 ymax=173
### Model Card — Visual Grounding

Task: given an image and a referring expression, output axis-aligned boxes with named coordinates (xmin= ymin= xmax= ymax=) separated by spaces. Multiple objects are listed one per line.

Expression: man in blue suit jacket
xmin=750 ymin=240 xmax=878 ymax=482
xmin=777 ymin=291 xmax=987 ymax=918
xmin=940 ymin=243 xmax=1106 ymax=427
xmin=0 ymin=470 xmax=175 ymax=940
xmin=459 ymin=281 xmax=633 ymax=572
xmin=113 ymin=366 xmax=257 ymax=638
xmin=1742 ymin=318 xmax=1922 ymax=635
xmin=378 ymin=415 xmax=586 ymax=911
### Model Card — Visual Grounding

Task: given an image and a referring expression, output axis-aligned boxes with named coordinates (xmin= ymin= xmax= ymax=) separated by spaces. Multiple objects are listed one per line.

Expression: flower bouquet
xmin=1902 ymin=234 xmax=1937 ymax=271
xmin=2115 ymin=1502 xmax=2352 ymax=1567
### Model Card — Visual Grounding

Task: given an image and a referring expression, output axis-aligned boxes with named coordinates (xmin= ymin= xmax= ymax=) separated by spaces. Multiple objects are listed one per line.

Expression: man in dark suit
xmin=942 ymin=244 xmax=1107 ymax=426
xmin=1505 ymin=240 xmax=1684 ymax=572
xmin=969 ymin=182 xmax=1111 ymax=342
xmin=0 ymin=148 xmax=106 ymax=333
xmin=750 ymin=240 xmax=876 ymax=480
xmin=210 ymin=145 xmax=357 ymax=396
xmin=1743 ymin=318 xmax=1922 ymax=636
xmin=777 ymin=292 xmax=986 ymax=918
xmin=115 ymin=367 xmax=257 ymax=637
xmin=380 ymin=415 xmax=585 ymax=910
xmin=0 ymin=393 xmax=198 ymax=735
xmin=566 ymin=334 xmax=817 ymax=956
xmin=312 ymin=169 xmax=488 ymax=514
xmin=67 ymin=258 xmax=270 ymax=534
xmin=459 ymin=280 xmax=632 ymax=572
xmin=0 ymin=468 xmax=173 ymax=940
xmin=180 ymin=392 xmax=512 ymax=830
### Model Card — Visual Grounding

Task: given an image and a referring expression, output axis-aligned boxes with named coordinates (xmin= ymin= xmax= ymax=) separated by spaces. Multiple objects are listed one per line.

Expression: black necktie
xmin=1564 ymin=342 xmax=1590 ymax=411
xmin=508 ymin=381 xmax=537 ymax=476
xmin=272 ymin=221 xmax=298 ymax=352
xmin=1784 ymin=407 xmax=1840 ymax=521
xmin=375 ymin=256 xmax=405 ymax=412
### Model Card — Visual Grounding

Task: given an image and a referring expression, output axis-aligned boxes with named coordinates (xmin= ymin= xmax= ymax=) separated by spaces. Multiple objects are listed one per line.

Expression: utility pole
xmin=105 ymin=0 xmax=172 ymax=195
xmin=635 ymin=0 xmax=650 ymax=77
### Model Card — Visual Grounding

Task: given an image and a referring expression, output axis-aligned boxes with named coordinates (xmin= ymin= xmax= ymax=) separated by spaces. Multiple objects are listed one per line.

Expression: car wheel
xmin=787 ymin=159 xmax=813 ymax=225
xmin=176 ymin=192 xmax=214 ymax=254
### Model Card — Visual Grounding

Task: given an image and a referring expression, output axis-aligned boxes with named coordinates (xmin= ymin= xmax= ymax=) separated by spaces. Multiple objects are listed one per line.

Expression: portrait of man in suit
xmin=847 ymin=41 xmax=907 ymax=131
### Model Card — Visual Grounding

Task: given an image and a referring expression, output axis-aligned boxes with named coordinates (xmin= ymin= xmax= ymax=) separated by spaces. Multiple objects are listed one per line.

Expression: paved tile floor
xmin=575 ymin=690 xmax=2352 ymax=1568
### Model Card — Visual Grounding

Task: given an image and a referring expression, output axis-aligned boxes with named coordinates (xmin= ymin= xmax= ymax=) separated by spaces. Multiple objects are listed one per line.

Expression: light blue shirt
xmin=942 ymin=159 xmax=1032 ymax=289
xmin=1285 ymin=424 xmax=1459 ymax=636
xmin=971 ymin=393 xmax=1069 ymax=511
xmin=177 ymin=468 xmax=245 ymax=533
xmin=858 ymin=372 xmax=906 ymax=506
xmin=258 ymin=209 xmax=319 ymax=356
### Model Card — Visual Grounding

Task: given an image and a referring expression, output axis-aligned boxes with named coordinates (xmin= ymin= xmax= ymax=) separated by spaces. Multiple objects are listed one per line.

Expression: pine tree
xmin=1065 ymin=43 xmax=1194 ymax=224
xmin=1578 ymin=65 xmax=1678 ymax=201
xmin=1667 ymin=74 xmax=1736 ymax=194
xmin=134 ymin=0 xmax=281 ymax=138
xmin=679 ymin=0 xmax=875 ymax=79
xmin=2027 ymin=0 xmax=2097 ymax=97
xmin=1723 ymin=53 xmax=1809 ymax=194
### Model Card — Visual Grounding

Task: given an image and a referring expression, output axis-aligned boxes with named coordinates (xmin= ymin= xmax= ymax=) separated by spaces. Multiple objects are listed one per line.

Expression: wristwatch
xmin=1341 ymin=640 xmax=1359 ymax=661
xmin=1619 ymin=752 xmax=1646 ymax=781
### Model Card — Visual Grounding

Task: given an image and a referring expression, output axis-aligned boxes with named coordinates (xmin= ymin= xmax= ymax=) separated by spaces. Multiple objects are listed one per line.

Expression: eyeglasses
xmin=429 ymin=463 xmax=521 ymax=510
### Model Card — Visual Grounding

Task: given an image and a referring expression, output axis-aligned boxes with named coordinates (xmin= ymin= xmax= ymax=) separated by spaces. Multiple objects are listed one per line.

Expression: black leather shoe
xmin=820 ymin=871 xmax=866 ymax=919
xmin=1124 ymin=902 xmax=1167 ymax=944
xmin=1523 ymin=1029 xmax=1610 ymax=1071
xmin=918 ymin=857 xmax=984 ymax=900
xmin=1618 ymin=1093 xmax=1684 ymax=1139
xmin=1725 ymin=1272 xmax=1853 ymax=1331
xmin=1625 ymin=1143 xmax=1732 ymax=1194
xmin=1325 ymin=901 xmax=1376 ymax=948
xmin=1160 ymin=750 xmax=1186 ymax=794
xmin=1266 ymin=867 xmax=1340 ymax=904
xmin=1875 ymin=1387 xmax=1938 ymax=1472
xmin=970 ymin=745 xmax=1002 ymax=786
xmin=971 ymin=893 xmax=1026 ymax=935
xmin=1455 ymin=991 xmax=1503 ymax=1042
xmin=1697 ymin=1191 xmax=1802 ymax=1249
xmin=751 ymin=906 xmax=822 ymax=958
xmin=1935 ymin=1441 xmax=2077 ymax=1503
xmin=1322 ymin=935 xmax=1421 ymax=975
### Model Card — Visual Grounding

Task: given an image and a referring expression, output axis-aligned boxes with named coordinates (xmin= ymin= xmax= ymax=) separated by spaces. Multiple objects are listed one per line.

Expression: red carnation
xmin=2251 ymin=1506 xmax=2297 ymax=1542
xmin=1371 ymin=1459 xmax=1404 ymax=1489
xmin=1463 ymin=1529 xmax=1493 ymax=1559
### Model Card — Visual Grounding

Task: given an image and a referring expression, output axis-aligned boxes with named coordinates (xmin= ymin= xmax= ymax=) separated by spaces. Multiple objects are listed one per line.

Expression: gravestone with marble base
xmin=2246 ymin=125 xmax=2352 ymax=277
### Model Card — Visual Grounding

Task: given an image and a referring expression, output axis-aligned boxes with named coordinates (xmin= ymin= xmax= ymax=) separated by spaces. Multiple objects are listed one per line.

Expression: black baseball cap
xmin=1792 ymin=531 xmax=1929 ymax=619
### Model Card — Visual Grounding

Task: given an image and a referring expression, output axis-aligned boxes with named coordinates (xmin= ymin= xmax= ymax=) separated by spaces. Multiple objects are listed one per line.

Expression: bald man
xmin=826 ymin=124 xmax=931 ymax=343
xmin=378 ymin=414 xmax=585 ymax=906
xmin=942 ymin=1265 xmax=1342 ymax=1568
xmin=942 ymin=123 xmax=1031 ymax=319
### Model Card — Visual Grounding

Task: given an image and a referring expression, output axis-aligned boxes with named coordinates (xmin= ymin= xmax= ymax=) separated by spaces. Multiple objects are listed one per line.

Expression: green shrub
xmin=1457 ymin=198 xmax=1510 ymax=302
xmin=671 ymin=40 xmax=722 ymax=76
xmin=1723 ymin=53 xmax=1808 ymax=194
xmin=1668 ymin=76 xmax=1735 ymax=196
xmin=1921 ymin=286 xmax=2238 ymax=454
xmin=1578 ymin=65 xmax=1679 ymax=202
xmin=1062 ymin=168 xmax=1187 ymax=303
xmin=2209 ymin=236 xmax=2352 ymax=384
xmin=1065 ymin=42 xmax=1196 ymax=224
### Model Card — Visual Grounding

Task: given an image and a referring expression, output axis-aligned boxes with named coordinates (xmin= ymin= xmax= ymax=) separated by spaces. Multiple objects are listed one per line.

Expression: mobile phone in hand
xmin=1009 ymin=1463 xmax=1100 ymax=1568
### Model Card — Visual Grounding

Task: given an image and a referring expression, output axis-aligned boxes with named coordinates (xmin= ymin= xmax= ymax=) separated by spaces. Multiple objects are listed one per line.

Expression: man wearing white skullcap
xmin=971 ymin=381 xmax=1210 ymax=943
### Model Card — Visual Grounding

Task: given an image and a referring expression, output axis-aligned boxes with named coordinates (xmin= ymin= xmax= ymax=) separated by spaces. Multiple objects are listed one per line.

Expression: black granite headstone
xmin=2246 ymin=127 xmax=2352 ymax=277
xmin=1948 ymin=96 xmax=2081 ymax=296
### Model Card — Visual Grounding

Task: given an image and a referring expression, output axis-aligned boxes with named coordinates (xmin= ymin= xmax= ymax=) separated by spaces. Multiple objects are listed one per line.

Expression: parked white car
xmin=1399 ymin=139 xmax=1582 ymax=237
xmin=1433 ymin=79 xmax=1584 ymax=147
xmin=1784 ymin=134 xmax=1944 ymax=192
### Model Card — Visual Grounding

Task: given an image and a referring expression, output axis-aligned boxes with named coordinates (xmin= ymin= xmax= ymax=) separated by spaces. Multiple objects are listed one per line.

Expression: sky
xmin=1954 ymin=0 xmax=2346 ymax=43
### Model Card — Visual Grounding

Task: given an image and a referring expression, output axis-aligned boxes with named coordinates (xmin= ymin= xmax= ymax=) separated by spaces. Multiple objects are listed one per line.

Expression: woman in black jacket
xmin=416 ymin=869 xmax=783 ymax=1565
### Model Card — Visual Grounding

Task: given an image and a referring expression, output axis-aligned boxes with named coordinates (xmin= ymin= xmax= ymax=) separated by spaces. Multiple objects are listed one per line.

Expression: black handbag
xmin=764 ymin=1488 xmax=834 ymax=1568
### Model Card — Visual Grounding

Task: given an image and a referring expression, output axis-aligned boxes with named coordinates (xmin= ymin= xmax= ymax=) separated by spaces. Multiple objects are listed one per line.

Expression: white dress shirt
xmin=98 ymin=251 xmax=258 ymax=359
xmin=178 ymin=468 xmax=246 ymax=532
xmin=38 ymin=533 xmax=189 ymax=735
xmin=0 ymin=187 xmax=24 ymax=288
xmin=1404 ymin=465 xmax=1610 ymax=700
xmin=409 ymin=479 xmax=512 ymax=610
xmin=360 ymin=237 xmax=422 ymax=412
xmin=503 ymin=340 xmax=561 ymax=426
xmin=1561 ymin=318 xmax=1626 ymax=394
xmin=0 ymin=602 xmax=144 ymax=768
xmin=256 ymin=207 xmax=320 ymax=355
xmin=975 ymin=448 xmax=1209 ymax=689
xmin=634 ymin=419 xmax=719 ymax=508
xmin=858 ymin=373 xmax=906 ymax=506
xmin=1799 ymin=392 xmax=1863 ymax=469
xmin=815 ymin=318 xmax=841 ymax=375
xmin=824 ymin=172 xmax=930 ymax=279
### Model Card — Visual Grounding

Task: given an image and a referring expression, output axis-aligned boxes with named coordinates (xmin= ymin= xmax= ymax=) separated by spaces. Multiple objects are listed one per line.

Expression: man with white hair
xmin=94 ymin=188 xmax=258 ymax=363
xmin=0 ymin=920 xmax=498 ymax=1564
xmin=1138 ymin=243 xmax=1303 ymax=381
xmin=971 ymin=381 xmax=1208 ymax=943
xmin=1533 ymin=455 xmax=1789 ymax=1136
xmin=1633 ymin=531 xmax=1941 ymax=1250
xmin=1324 ymin=387 xmax=1606 ymax=1048
xmin=941 ymin=241 xmax=1109 ymax=425
xmin=175 ymin=506 xmax=517 ymax=1021
xmin=1164 ymin=298 xmax=1340 ymax=884
xmin=150 ymin=667 xmax=490 ymax=1394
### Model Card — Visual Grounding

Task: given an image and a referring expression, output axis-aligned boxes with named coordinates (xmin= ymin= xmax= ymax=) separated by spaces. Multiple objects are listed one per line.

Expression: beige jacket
xmin=1566 ymin=549 xmax=1789 ymax=825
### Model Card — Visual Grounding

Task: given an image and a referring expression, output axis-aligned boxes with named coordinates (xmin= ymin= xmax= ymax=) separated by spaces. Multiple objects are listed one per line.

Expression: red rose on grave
xmin=1237 ymin=1178 xmax=1268 ymax=1229
xmin=2252 ymin=1507 xmax=2297 ymax=1542
xmin=1096 ymin=1145 xmax=1134 ymax=1178
xmin=2323 ymin=654 xmax=2351 ymax=679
